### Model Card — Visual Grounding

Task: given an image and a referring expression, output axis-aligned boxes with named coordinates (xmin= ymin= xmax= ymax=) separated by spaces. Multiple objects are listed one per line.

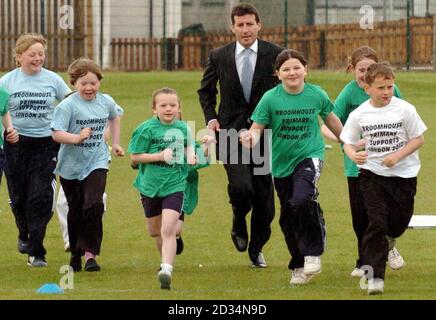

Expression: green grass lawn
xmin=0 ymin=70 xmax=435 ymax=300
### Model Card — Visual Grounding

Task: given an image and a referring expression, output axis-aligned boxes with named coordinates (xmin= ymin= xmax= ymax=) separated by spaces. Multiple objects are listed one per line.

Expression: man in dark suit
xmin=198 ymin=3 xmax=282 ymax=267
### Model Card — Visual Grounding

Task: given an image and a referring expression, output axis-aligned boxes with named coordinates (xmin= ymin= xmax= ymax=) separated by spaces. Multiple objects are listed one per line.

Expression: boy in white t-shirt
xmin=340 ymin=63 xmax=427 ymax=295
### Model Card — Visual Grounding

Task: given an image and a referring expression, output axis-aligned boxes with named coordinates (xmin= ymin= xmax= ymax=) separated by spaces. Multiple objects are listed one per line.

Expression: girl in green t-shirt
xmin=0 ymin=87 xmax=19 ymax=183
xmin=128 ymin=87 xmax=196 ymax=290
xmin=240 ymin=49 xmax=343 ymax=285
xmin=321 ymin=46 xmax=405 ymax=278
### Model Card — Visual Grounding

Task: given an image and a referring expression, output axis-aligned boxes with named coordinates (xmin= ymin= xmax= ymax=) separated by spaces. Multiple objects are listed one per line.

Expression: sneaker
xmin=158 ymin=269 xmax=172 ymax=290
xmin=251 ymin=252 xmax=267 ymax=268
xmin=84 ymin=258 xmax=101 ymax=272
xmin=18 ymin=239 xmax=30 ymax=254
xmin=176 ymin=236 xmax=184 ymax=255
xmin=64 ymin=243 xmax=71 ymax=252
xmin=27 ymin=256 xmax=47 ymax=268
xmin=303 ymin=256 xmax=321 ymax=275
xmin=290 ymin=268 xmax=313 ymax=285
xmin=350 ymin=267 xmax=365 ymax=278
xmin=368 ymin=278 xmax=384 ymax=295
xmin=388 ymin=247 xmax=405 ymax=270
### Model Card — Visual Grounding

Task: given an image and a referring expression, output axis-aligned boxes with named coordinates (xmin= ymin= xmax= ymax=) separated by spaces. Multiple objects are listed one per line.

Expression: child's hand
xmin=131 ymin=160 xmax=139 ymax=170
xmin=355 ymin=139 xmax=367 ymax=151
xmin=161 ymin=148 xmax=174 ymax=163
xmin=239 ymin=130 xmax=252 ymax=148
xmin=112 ymin=144 xmax=125 ymax=157
xmin=352 ymin=150 xmax=368 ymax=165
xmin=5 ymin=127 xmax=19 ymax=144
xmin=78 ymin=128 xmax=92 ymax=143
xmin=202 ymin=135 xmax=217 ymax=145
xmin=382 ymin=154 xmax=400 ymax=168
xmin=187 ymin=153 xmax=197 ymax=165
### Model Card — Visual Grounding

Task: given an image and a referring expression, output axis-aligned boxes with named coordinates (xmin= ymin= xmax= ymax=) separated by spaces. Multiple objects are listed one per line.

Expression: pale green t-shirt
xmin=128 ymin=117 xmax=192 ymax=198
xmin=0 ymin=88 xmax=9 ymax=147
xmin=183 ymin=142 xmax=209 ymax=214
xmin=251 ymin=83 xmax=333 ymax=178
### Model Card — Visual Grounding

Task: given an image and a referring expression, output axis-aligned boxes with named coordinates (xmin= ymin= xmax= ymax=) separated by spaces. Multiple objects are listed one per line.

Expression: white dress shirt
xmin=235 ymin=40 xmax=258 ymax=83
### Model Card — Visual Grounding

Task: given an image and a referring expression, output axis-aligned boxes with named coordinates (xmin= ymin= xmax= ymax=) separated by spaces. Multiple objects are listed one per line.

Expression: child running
xmin=240 ymin=49 xmax=343 ymax=285
xmin=56 ymin=108 xmax=123 ymax=253
xmin=0 ymin=88 xmax=19 ymax=182
xmin=0 ymin=34 xmax=71 ymax=267
xmin=340 ymin=63 xmax=426 ymax=295
xmin=51 ymin=58 xmax=124 ymax=272
xmin=322 ymin=46 xmax=406 ymax=277
xmin=128 ymin=87 xmax=195 ymax=290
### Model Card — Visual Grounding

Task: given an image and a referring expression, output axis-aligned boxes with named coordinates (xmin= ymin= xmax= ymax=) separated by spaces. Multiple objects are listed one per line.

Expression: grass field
xmin=0 ymin=70 xmax=435 ymax=300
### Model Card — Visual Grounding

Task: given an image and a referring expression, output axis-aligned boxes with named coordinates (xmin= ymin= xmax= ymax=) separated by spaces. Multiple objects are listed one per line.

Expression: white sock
xmin=161 ymin=263 xmax=173 ymax=273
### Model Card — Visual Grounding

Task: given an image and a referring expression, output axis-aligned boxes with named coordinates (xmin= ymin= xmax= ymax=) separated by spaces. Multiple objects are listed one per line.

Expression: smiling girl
xmin=0 ymin=33 xmax=71 ymax=267
xmin=128 ymin=87 xmax=195 ymax=290
xmin=240 ymin=49 xmax=343 ymax=285
xmin=51 ymin=57 xmax=124 ymax=272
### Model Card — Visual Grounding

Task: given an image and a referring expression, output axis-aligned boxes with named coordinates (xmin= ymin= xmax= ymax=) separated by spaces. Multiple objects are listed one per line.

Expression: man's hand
xmin=207 ymin=119 xmax=220 ymax=132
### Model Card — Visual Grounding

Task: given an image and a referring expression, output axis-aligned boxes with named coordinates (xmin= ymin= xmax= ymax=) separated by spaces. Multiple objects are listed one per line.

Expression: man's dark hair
xmin=231 ymin=3 xmax=260 ymax=25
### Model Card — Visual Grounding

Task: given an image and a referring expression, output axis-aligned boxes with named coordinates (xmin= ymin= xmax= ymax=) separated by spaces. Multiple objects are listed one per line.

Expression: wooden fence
xmin=111 ymin=38 xmax=163 ymax=72
xmin=110 ymin=17 xmax=434 ymax=71
xmin=319 ymin=17 xmax=433 ymax=69
xmin=0 ymin=0 xmax=93 ymax=71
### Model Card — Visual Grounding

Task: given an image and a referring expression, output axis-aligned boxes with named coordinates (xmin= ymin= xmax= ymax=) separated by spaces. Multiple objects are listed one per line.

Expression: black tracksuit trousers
xmin=4 ymin=136 xmax=58 ymax=258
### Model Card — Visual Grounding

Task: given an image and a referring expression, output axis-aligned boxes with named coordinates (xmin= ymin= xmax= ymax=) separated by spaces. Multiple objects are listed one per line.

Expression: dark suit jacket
xmin=198 ymin=39 xmax=283 ymax=131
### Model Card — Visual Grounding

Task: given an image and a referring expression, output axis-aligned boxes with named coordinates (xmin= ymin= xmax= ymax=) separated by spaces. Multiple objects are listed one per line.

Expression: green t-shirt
xmin=251 ymin=83 xmax=333 ymax=178
xmin=0 ymin=88 xmax=9 ymax=147
xmin=183 ymin=142 xmax=209 ymax=214
xmin=334 ymin=80 xmax=403 ymax=177
xmin=128 ymin=117 xmax=192 ymax=198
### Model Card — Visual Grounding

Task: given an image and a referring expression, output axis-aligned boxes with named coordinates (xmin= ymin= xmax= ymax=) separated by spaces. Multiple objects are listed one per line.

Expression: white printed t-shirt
xmin=340 ymin=96 xmax=427 ymax=178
